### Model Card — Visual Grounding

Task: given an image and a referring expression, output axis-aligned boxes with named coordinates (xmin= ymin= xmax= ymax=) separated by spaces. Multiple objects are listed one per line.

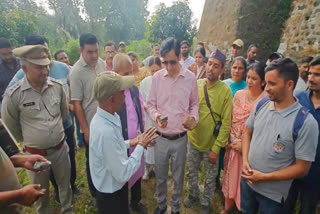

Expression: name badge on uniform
xmin=23 ymin=102 xmax=35 ymax=107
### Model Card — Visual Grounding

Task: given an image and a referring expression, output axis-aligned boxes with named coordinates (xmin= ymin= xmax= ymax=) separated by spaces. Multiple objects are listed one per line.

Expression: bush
xmin=126 ymin=40 xmax=153 ymax=63
xmin=63 ymin=39 xmax=80 ymax=65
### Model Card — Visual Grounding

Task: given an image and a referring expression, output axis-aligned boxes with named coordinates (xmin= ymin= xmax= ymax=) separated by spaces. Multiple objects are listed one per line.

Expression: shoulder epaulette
xmin=5 ymin=82 xmax=21 ymax=97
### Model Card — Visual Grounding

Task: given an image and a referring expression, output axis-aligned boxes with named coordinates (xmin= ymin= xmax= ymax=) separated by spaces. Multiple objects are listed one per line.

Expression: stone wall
xmin=198 ymin=0 xmax=292 ymax=60
xmin=278 ymin=0 xmax=320 ymax=58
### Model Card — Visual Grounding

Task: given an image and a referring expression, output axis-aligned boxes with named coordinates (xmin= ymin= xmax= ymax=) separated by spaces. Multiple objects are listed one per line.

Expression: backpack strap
xmin=292 ymin=106 xmax=309 ymax=142
xmin=129 ymin=86 xmax=144 ymax=132
xmin=255 ymin=96 xmax=270 ymax=116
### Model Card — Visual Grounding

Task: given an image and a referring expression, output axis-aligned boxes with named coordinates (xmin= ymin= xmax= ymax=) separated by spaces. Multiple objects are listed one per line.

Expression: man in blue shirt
xmin=286 ymin=57 xmax=320 ymax=214
xmin=89 ymin=71 xmax=158 ymax=214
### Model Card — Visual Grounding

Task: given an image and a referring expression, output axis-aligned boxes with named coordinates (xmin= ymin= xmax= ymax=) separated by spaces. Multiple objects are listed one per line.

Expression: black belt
xmin=156 ymin=131 xmax=187 ymax=141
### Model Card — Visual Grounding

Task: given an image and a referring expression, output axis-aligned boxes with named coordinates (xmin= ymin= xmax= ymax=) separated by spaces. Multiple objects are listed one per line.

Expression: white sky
xmin=35 ymin=0 xmax=205 ymax=28
xmin=147 ymin=0 xmax=205 ymax=28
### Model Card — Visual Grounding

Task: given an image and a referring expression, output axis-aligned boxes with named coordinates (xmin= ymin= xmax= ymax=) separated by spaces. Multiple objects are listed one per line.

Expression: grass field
xmin=18 ymin=147 xmax=241 ymax=214
xmin=18 ymin=147 xmax=320 ymax=214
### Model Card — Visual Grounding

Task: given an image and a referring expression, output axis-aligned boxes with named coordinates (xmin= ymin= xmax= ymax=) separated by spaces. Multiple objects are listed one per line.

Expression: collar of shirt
xmin=20 ymin=76 xmax=53 ymax=92
xmin=96 ymin=107 xmax=121 ymax=128
xmin=268 ymin=100 xmax=300 ymax=117
xmin=163 ymin=67 xmax=187 ymax=78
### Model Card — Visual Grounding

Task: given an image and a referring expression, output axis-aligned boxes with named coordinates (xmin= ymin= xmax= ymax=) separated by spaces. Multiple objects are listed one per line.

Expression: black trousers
xmin=50 ymin=125 xmax=77 ymax=190
xmin=285 ymin=179 xmax=320 ymax=214
xmin=96 ymin=183 xmax=129 ymax=214
xmin=130 ymin=178 xmax=141 ymax=206
xmin=85 ymin=143 xmax=97 ymax=197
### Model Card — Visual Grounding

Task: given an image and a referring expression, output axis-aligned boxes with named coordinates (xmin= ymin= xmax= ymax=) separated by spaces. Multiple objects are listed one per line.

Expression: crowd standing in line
xmin=0 ymin=32 xmax=319 ymax=214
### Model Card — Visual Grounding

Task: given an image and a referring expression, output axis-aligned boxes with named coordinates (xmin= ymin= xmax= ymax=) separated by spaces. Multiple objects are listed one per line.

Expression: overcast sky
xmin=147 ymin=0 xmax=205 ymax=28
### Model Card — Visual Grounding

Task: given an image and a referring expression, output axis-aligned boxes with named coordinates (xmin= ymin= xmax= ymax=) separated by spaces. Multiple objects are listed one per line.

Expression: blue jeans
xmin=70 ymin=112 xmax=84 ymax=145
xmin=241 ymin=178 xmax=285 ymax=214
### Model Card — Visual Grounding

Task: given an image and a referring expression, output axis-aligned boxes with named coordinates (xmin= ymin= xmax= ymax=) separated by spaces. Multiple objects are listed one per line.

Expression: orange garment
xmin=188 ymin=63 xmax=206 ymax=79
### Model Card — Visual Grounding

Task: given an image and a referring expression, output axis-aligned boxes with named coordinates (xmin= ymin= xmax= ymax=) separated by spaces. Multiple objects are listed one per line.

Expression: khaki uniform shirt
xmin=70 ymin=56 xmax=105 ymax=126
xmin=0 ymin=147 xmax=23 ymax=214
xmin=1 ymin=77 xmax=69 ymax=149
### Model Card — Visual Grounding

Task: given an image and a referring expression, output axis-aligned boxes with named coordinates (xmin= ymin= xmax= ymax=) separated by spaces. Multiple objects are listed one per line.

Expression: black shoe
xmin=148 ymin=170 xmax=156 ymax=178
xmin=131 ymin=202 xmax=148 ymax=214
xmin=72 ymin=186 xmax=81 ymax=197
xmin=154 ymin=206 xmax=167 ymax=214
xmin=171 ymin=212 xmax=180 ymax=214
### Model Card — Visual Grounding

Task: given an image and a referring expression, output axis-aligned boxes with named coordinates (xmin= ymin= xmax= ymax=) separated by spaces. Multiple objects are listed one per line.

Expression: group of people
xmin=0 ymin=32 xmax=319 ymax=214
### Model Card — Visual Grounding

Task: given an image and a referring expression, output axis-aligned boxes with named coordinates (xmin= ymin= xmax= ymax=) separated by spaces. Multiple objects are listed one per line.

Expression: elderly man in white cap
xmin=89 ymin=71 xmax=159 ymax=214
xmin=1 ymin=45 xmax=73 ymax=214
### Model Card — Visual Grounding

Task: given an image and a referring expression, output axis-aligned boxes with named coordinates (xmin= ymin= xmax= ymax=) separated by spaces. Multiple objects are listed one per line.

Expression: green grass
xmin=19 ymin=148 xmax=320 ymax=214
xmin=18 ymin=147 xmax=233 ymax=214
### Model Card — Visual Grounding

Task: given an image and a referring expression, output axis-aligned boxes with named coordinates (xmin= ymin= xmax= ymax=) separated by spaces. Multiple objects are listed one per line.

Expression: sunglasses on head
xmin=162 ymin=60 xmax=177 ymax=66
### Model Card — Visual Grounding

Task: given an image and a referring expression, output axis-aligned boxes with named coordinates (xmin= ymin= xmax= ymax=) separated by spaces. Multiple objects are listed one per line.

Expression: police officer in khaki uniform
xmin=1 ymin=45 xmax=73 ymax=214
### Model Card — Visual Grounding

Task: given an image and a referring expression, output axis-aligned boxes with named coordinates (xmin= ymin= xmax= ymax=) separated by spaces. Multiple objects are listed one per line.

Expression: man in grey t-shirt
xmin=241 ymin=58 xmax=318 ymax=214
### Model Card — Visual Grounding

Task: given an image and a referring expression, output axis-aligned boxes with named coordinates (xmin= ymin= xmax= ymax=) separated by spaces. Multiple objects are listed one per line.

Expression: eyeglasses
xmin=162 ymin=60 xmax=177 ymax=66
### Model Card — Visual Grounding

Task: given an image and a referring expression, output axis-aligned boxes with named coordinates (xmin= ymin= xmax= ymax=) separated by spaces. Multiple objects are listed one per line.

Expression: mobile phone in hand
xmin=33 ymin=161 xmax=51 ymax=171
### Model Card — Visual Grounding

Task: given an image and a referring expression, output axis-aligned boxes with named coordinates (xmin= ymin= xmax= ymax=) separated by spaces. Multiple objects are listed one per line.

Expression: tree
xmin=83 ymin=0 xmax=149 ymax=43
xmin=146 ymin=0 xmax=197 ymax=45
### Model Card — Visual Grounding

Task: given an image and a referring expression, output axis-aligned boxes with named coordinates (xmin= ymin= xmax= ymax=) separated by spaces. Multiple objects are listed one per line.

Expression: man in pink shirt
xmin=148 ymin=38 xmax=199 ymax=214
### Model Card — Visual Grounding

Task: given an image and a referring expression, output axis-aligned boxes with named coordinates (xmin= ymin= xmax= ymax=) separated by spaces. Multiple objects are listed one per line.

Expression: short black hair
xmin=249 ymin=62 xmax=266 ymax=89
xmin=127 ymin=51 xmax=138 ymax=59
xmin=149 ymin=56 xmax=162 ymax=67
xmin=180 ymin=40 xmax=189 ymax=47
xmin=265 ymin=58 xmax=299 ymax=87
xmin=160 ymin=38 xmax=180 ymax=58
xmin=25 ymin=35 xmax=48 ymax=46
xmin=80 ymin=33 xmax=98 ymax=48
xmin=298 ymin=56 xmax=314 ymax=65
xmin=194 ymin=48 xmax=206 ymax=58
xmin=104 ymin=41 xmax=116 ymax=50
xmin=54 ymin=50 xmax=66 ymax=60
xmin=247 ymin=44 xmax=259 ymax=53
xmin=310 ymin=57 xmax=320 ymax=67
xmin=0 ymin=38 xmax=12 ymax=49
xmin=197 ymin=42 xmax=205 ymax=47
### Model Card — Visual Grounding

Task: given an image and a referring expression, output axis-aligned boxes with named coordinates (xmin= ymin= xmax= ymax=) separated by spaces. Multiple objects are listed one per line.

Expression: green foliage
xmin=62 ymin=40 xmax=80 ymax=65
xmin=126 ymin=40 xmax=153 ymax=62
xmin=265 ymin=0 xmax=292 ymax=26
xmin=0 ymin=8 xmax=39 ymax=47
xmin=146 ymin=0 xmax=197 ymax=45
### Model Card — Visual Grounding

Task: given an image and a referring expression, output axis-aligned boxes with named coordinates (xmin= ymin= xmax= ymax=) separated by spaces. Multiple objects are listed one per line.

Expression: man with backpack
xmin=241 ymin=58 xmax=318 ymax=214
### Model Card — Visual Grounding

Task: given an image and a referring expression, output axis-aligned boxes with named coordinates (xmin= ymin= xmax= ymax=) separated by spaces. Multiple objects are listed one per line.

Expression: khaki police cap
xmin=13 ymin=45 xmax=50 ymax=66
xmin=232 ymin=39 xmax=244 ymax=48
xmin=94 ymin=71 xmax=135 ymax=102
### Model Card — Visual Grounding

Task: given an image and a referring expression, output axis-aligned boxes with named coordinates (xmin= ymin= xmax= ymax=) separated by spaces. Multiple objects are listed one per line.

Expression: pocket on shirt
xmin=48 ymin=97 xmax=61 ymax=116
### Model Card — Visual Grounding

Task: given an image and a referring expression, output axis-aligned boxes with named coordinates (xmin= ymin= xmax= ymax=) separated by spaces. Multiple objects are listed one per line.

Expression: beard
xmin=182 ymin=51 xmax=189 ymax=57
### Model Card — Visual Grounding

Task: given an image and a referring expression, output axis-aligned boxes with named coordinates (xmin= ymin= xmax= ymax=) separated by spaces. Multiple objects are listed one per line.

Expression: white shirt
xmin=294 ymin=77 xmax=308 ymax=96
xmin=89 ymin=107 xmax=144 ymax=193
xmin=180 ymin=55 xmax=195 ymax=69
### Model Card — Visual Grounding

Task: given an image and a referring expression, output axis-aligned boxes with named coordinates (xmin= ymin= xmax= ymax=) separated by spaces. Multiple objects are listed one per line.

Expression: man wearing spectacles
xmin=104 ymin=41 xmax=117 ymax=71
xmin=148 ymin=38 xmax=199 ymax=214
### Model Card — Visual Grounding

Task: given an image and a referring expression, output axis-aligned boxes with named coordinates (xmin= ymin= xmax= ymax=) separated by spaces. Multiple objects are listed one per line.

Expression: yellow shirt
xmin=188 ymin=79 xmax=233 ymax=153
xmin=135 ymin=67 xmax=150 ymax=88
